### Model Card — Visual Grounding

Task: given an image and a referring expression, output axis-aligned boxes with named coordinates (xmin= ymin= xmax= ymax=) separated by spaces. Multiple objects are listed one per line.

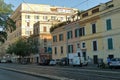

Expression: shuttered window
xmin=106 ymin=19 xmax=112 ymax=30
xmin=108 ymin=38 xmax=113 ymax=50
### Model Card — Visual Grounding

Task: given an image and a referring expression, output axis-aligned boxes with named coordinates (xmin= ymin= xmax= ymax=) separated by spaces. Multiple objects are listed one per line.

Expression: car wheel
xmin=109 ymin=66 xmax=113 ymax=69
xmin=79 ymin=63 xmax=82 ymax=67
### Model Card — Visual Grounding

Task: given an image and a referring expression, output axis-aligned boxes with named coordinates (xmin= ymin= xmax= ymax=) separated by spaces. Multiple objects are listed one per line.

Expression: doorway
xmin=108 ymin=55 xmax=114 ymax=59
xmin=36 ymin=57 xmax=39 ymax=63
xmin=83 ymin=52 xmax=86 ymax=60
xmin=93 ymin=55 xmax=98 ymax=64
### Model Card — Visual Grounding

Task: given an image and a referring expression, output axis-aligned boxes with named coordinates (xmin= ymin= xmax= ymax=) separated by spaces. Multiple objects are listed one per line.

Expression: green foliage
xmin=27 ymin=36 xmax=39 ymax=54
xmin=50 ymin=21 xmax=71 ymax=33
xmin=0 ymin=31 xmax=7 ymax=43
xmin=6 ymin=38 xmax=33 ymax=57
xmin=6 ymin=43 xmax=16 ymax=54
xmin=0 ymin=0 xmax=13 ymax=14
xmin=0 ymin=0 xmax=16 ymax=43
xmin=77 ymin=10 xmax=81 ymax=16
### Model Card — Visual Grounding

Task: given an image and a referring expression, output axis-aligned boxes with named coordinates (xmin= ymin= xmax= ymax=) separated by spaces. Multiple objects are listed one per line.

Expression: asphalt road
xmin=0 ymin=63 xmax=120 ymax=80
xmin=0 ymin=69 xmax=50 ymax=80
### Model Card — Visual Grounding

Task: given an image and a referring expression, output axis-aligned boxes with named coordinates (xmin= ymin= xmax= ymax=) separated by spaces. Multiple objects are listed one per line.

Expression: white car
xmin=1 ymin=59 xmax=7 ymax=63
xmin=49 ymin=59 xmax=56 ymax=66
xmin=109 ymin=58 xmax=120 ymax=69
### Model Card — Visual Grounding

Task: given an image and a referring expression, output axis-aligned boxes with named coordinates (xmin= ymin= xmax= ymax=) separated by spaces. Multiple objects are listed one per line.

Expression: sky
xmin=4 ymin=0 xmax=111 ymax=11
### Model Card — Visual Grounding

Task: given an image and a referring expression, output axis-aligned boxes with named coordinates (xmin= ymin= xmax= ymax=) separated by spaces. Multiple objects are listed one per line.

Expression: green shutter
xmin=108 ymin=38 xmax=113 ymax=50
xmin=106 ymin=19 xmax=112 ymax=30
xmin=67 ymin=32 xmax=69 ymax=39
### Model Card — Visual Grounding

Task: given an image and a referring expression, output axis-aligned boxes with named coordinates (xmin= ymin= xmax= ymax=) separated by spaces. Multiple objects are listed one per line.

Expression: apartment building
xmin=51 ymin=0 xmax=120 ymax=64
xmin=32 ymin=21 xmax=53 ymax=63
xmin=0 ymin=3 xmax=78 ymax=55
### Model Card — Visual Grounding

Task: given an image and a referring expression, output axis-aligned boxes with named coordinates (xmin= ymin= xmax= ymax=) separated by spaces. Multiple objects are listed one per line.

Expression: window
xmin=34 ymin=15 xmax=39 ymax=19
xmin=75 ymin=28 xmax=80 ymax=38
xmin=81 ymin=42 xmax=86 ymax=48
xmin=93 ymin=40 xmax=97 ymax=51
xmin=55 ymin=47 xmax=57 ymax=54
xmin=68 ymin=45 xmax=73 ymax=53
xmin=108 ymin=38 xmax=113 ymax=50
xmin=43 ymin=16 xmax=48 ymax=20
xmin=25 ymin=15 xmax=30 ymax=19
xmin=82 ymin=13 xmax=88 ymax=18
xmin=79 ymin=27 xmax=85 ymax=36
xmin=92 ymin=8 xmax=99 ymax=14
xmin=53 ymin=35 xmax=57 ymax=42
xmin=67 ymin=31 xmax=72 ymax=39
xmin=59 ymin=34 xmax=63 ymax=41
xmin=30 ymin=31 xmax=32 ymax=35
xmin=60 ymin=17 xmax=63 ymax=21
xmin=77 ymin=43 xmax=80 ymax=48
xmin=51 ymin=16 xmax=56 ymax=20
xmin=27 ymin=22 xmax=30 ymax=26
xmin=106 ymin=19 xmax=112 ymax=30
xmin=26 ymin=31 xmax=31 ymax=36
xmin=75 ymin=27 xmax=85 ymax=37
xmin=61 ymin=46 xmax=63 ymax=54
xmin=107 ymin=4 xmax=114 ymax=8
xmin=44 ymin=38 xmax=47 ymax=42
xmin=44 ymin=47 xmax=47 ymax=52
xmin=92 ymin=23 xmax=96 ymax=34
xmin=43 ymin=26 xmax=47 ymax=32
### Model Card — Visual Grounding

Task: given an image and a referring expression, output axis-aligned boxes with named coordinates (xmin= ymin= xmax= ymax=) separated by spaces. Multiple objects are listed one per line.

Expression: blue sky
xmin=5 ymin=0 xmax=111 ymax=10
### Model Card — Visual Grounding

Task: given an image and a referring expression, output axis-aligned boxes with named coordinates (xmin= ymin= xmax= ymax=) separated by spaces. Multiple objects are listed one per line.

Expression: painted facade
xmin=0 ymin=3 xmax=78 ymax=56
xmin=51 ymin=0 xmax=120 ymax=64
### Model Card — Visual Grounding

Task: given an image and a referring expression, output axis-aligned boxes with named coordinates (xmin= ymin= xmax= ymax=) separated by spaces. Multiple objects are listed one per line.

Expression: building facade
xmin=32 ymin=21 xmax=53 ymax=63
xmin=0 ymin=3 xmax=78 ymax=56
xmin=51 ymin=0 xmax=120 ymax=64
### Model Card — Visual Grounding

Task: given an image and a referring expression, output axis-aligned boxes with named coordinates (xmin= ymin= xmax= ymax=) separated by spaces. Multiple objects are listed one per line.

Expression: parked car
xmin=1 ymin=59 xmax=7 ymax=63
xmin=39 ymin=59 xmax=50 ymax=65
xmin=109 ymin=58 xmax=120 ymax=69
xmin=49 ymin=59 xmax=56 ymax=66
xmin=55 ymin=59 xmax=61 ymax=65
xmin=59 ymin=57 xmax=69 ymax=66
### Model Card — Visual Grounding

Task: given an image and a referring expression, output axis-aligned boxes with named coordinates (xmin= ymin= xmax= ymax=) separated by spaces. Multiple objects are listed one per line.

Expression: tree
xmin=0 ymin=0 xmax=16 ymax=43
xmin=27 ymin=36 xmax=39 ymax=54
xmin=6 ymin=38 xmax=32 ymax=57
xmin=71 ymin=15 xmax=75 ymax=21
xmin=6 ymin=37 xmax=34 ymax=63
xmin=77 ymin=10 xmax=81 ymax=20
xmin=6 ymin=43 xmax=16 ymax=54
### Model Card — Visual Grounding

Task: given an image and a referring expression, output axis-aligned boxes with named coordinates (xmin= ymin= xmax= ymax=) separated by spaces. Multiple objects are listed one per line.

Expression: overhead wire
xmin=20 ymin=0 xmax=35 ymax=12
xmin=71 ymin=0 xmax=89 ymax=8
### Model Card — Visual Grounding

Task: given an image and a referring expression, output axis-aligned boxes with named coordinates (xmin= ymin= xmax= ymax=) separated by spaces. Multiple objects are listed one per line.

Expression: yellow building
xmin=0 ymin=3 xmax=78 ymax=56
xmin=51 ymin=0 xmax=120 ymax=64
xmin=32 ymin=21 xmax=53 ymax=63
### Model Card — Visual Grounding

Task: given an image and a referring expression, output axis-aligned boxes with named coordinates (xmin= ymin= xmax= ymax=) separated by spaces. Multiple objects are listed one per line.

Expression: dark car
xmin=59 ymin=57 xmax=69 ymax=66
xmin=39 ymin=59 xmax=50 ymax=65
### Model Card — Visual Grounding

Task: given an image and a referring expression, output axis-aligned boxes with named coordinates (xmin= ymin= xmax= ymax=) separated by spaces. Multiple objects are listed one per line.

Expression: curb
xmin=0 ymin=67 xmax=74 ymax=80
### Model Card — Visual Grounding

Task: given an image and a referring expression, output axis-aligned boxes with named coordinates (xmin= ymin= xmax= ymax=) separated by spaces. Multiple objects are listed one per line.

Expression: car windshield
xmin=111 ymin=58 xmax=120 ymax=61
xmin=111 ymin=58 xmax=116 ymax=61
xmin=51 ymin=60 xmax=55 ymax=61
